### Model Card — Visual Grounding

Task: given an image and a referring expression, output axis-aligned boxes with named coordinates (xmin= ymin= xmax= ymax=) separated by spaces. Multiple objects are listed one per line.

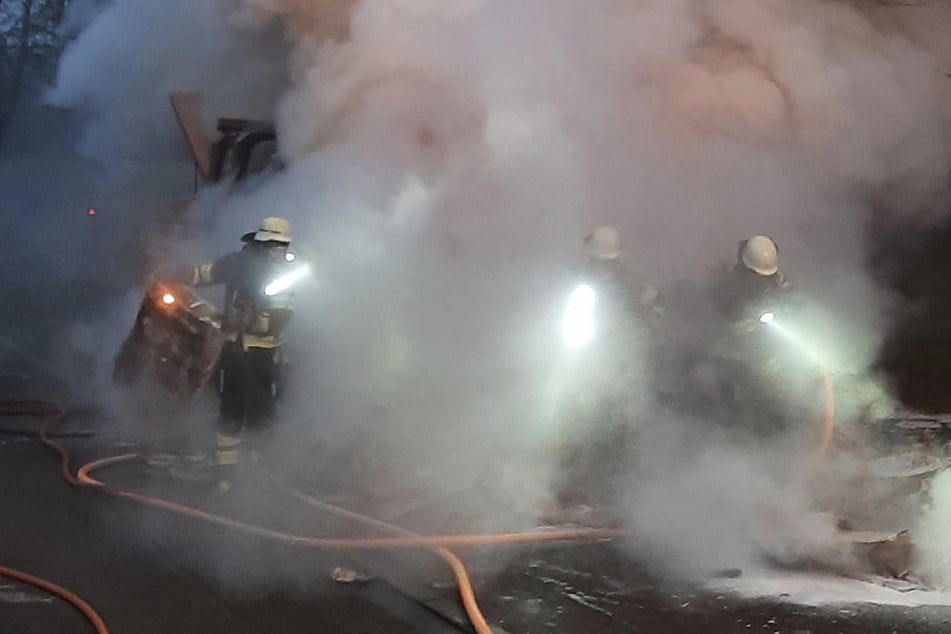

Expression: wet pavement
xmin=0 ymin=437 xmax=461 ymax=633
xmin=4 ymin=420 xmax=951 ymax=633
xmin=478 ymin=544 xmax=951 ymax=633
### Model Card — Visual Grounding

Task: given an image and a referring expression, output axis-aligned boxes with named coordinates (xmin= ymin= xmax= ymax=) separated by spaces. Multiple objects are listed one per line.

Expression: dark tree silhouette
xmin=0 ymin=0 xmax=70 ymax=147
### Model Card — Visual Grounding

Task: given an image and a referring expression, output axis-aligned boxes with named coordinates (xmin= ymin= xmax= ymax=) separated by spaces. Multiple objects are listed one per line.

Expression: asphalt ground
xmin=3 ymin=409 xmax=951 ymax=634
xmin=0 ymin=432 xmax=463 ymax=634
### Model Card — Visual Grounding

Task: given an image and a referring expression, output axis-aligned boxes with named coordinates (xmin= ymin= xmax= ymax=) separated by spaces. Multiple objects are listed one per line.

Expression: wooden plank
xmin=169 ymin=93 xmax=213 ymax=183
xmin=835 ymin=530 xmax=910 ymax=545
xmin=837 ymin=530 xmax=914 ymax=578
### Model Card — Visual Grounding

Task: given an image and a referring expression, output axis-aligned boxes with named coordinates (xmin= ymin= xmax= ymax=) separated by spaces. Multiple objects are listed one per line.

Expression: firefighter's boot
xmin=215 ymin=432 xmax=241 ymax=493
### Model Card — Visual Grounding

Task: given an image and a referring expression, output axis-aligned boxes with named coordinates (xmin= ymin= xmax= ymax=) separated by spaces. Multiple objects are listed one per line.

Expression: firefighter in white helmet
xmin=634 ymin=233 xmax=795 ymax=438
xmin=584 ymin=225 xmax=621 ymax=261
xmin=582 ymin=225 xmax=664 ymax=331
xmin=710 ymin=234 xmax=790 ymax=328
xmin=551 ymin=225 xmax=663 ymax=508
xmin=688 ymin=234 xmax=793 ymax=414
xmin=180 ymin=217 xmax=298 ymax=491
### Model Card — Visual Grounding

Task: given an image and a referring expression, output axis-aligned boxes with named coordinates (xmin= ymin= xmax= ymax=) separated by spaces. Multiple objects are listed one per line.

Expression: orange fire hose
xmin=76 ymin=456 xmax=616 ymax=634
xmin=3 ymin=400 xmax=622 ymax=634
xmin=76 ymin=454 xmax=623 ymax=548
xmin=0 ymin=565 xmax=109 ymax=634
xmin=1 ymin=372 xmax=836 ymax=634
xmin=257 ymin=463 xmax=516 ymax=634
xmin=0 ymin=403 xmax=107 ymax=633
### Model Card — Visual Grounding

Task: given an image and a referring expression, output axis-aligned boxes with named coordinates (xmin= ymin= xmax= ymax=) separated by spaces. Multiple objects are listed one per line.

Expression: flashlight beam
xmin=265 ymin=264 xmax=311 ymax=297
xmin=562 ymin=284 xmax=596 ymax=349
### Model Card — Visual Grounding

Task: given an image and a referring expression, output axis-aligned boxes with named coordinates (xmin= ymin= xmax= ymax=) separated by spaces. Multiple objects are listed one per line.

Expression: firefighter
xmin=582 ymin=225 xmax=665 ymax=332
xmin=690 ymin=234 xmax=796 ymax=433
xmin=553 ymin=225 xmax=664 ymax=508
xmin=710 ymin=234 xmax=791 ymax=328
xmin=181 ymin=217 xmax=297 ymax=492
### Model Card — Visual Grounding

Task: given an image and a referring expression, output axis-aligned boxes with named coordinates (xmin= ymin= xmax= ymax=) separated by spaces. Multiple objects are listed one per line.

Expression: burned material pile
xmin=113 ymin=280 xmax=224 ymax=400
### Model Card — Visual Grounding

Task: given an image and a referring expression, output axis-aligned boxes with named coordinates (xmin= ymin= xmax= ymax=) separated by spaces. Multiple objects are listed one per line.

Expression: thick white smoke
xmin=46 ymin=0 xmax=289 ymax=166
xmin=919 ymin=469 xmax=951 ymax=587
xmin=46 ymin=0 xmax=951 ymax=578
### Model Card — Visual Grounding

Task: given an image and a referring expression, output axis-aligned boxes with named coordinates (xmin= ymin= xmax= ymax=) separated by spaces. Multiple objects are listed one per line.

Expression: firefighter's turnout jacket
xmin=709 ymin=263 xmax=791 ymax=335
xmin=185 ymin=245 xmax=295 ymax=350
xmin=582 ymin=260 xmax=665 ymax=336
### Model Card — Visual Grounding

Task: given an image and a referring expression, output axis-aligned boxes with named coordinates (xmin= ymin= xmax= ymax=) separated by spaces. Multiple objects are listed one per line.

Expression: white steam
xmin=918 ymin=469 xmax=951 ymax=588
xmin=46 ymin=0 xmax=951 ymax=580
xmin=628 ymin=424 xmax=848 ymax=578
xmin=46 ymin=0 xmax=289 ymax=166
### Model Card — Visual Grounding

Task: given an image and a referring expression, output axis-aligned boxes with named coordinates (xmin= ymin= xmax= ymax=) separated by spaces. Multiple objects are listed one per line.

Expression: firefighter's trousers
xmin=215 ymin=342 xmax=282 ymax=485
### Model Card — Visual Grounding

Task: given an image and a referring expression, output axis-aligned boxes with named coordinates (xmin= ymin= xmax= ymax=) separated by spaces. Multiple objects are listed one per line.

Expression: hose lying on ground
xmin=78 ymin=454 xmax=621 ymax=634
xmin=0 ymin=403 xmax=108 ymax=631
xmin=2 ymin=365 xmax=837 ymax=634
xmin=0 ymin=565 xmax=109 ymax=634
xmin=2 ymin=400 xmax=622 ymax=634
xmin=260 ymin=463 xmax=543 ymax=634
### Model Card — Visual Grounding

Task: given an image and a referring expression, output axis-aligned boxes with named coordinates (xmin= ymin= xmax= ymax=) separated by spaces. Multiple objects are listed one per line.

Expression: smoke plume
xmin=35 ymin=0 xmax=951 ymax=582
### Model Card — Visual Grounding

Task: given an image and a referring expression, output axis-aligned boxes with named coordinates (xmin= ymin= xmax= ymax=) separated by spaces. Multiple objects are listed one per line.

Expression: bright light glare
xmin=759 ymin=311 xmax=776 ymax=325
xmin=562 ymin=284 xmax=597 ymax=349
xmin=285 ymin=252 xmax=296 ymax=262
xmin=161 ymin=293 xmax=176 ymax=305
xmin=264 ymin=265 xmax=311 ymax=297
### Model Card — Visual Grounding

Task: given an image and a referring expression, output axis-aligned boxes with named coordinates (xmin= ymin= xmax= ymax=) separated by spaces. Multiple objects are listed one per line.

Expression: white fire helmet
xmin=242 ymin=217 xmax=292 ymax=244
xmin=741 ymin=235 xmax=779 ymax=276
xmin=584 ymin=225 xmax=621 ymax=261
